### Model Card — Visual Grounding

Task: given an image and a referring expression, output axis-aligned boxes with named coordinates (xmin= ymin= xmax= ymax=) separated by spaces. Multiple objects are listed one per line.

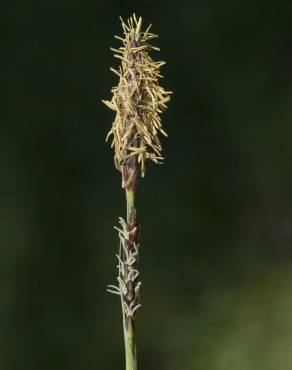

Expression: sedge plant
xmin=102 ymin=14 xmax=171 ymax=370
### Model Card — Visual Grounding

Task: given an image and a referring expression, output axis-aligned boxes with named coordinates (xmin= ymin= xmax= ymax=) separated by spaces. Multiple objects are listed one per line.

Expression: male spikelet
xmin=102 ymin=14 xmax=171 ymax=181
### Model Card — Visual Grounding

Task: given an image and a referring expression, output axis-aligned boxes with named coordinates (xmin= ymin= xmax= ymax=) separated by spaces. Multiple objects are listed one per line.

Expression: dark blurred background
xmin=1 ymin=0 xmax=292 ymax=369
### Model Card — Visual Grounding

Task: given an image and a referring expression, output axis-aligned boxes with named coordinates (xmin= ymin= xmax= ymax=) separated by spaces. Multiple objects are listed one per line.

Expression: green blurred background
xmin=2 ymin=0 xmax=292 ymax=369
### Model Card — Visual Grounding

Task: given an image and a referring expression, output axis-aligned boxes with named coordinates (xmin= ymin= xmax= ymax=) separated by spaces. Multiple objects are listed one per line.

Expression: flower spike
xmin=102 ymin=14 xmax=172 ymax=179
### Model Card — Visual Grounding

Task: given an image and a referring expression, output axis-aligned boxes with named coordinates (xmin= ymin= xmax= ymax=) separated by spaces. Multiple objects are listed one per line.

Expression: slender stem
xmin=126 ymin=189 xmax=135 ymax=221
xmin=124 ymin=321 xmax=137 ymax=370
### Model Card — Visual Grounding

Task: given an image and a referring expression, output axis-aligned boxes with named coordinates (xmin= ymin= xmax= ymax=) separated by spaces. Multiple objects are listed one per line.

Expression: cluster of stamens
xmin=102 ymin=14 xmax=171 ymax=178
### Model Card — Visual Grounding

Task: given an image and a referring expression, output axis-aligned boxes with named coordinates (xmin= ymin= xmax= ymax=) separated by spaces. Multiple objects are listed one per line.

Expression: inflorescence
xmin=103 ymin=14 xmax=171 ymax=179
xmin=107 ymin=216 xmax=141 ymax=320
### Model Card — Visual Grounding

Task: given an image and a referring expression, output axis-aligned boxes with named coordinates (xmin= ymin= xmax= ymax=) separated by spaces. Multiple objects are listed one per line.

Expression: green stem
xmin=126 ymin=189 xmax=135 ymax=221
xmin=124 ymin=320 xmax=137 ymax=370
xmin=123 ymin=188 xmax=138 ymax=370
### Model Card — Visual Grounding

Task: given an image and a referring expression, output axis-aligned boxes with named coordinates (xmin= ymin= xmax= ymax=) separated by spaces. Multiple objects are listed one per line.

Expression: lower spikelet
xmin=102 ymin=14 xmax=171 ymax=178
xmin=107 ymin=217 xmax=141 ymax=320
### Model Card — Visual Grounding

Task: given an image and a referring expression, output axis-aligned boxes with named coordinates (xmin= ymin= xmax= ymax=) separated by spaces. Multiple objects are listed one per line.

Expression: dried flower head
xmin=102 ymin=14 xmax=171 ymax=179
